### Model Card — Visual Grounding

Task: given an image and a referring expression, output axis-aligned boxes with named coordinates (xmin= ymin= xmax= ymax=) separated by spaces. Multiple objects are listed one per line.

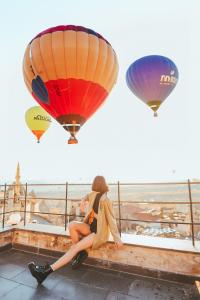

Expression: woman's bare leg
xmin=68 ymin=221 xmax=91 ymax=244
xmin=51 ymin=233 xmax=95 ymax=271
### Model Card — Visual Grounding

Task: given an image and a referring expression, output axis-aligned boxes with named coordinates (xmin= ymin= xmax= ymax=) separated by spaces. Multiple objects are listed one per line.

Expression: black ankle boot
xmin=71 ymin=250 xmax=88 ymax=270
xmin=28 ymin=261 xmax=53 ymax=284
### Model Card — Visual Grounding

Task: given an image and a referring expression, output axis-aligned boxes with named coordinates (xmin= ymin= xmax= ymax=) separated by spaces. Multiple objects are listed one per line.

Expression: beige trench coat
xmin=83 ymin=191 xmax=121 ymax=250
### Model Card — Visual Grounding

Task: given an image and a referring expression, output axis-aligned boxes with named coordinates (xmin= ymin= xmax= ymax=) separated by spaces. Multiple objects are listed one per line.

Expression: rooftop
xmin=0 ymin=249 xmax=199 ymax=300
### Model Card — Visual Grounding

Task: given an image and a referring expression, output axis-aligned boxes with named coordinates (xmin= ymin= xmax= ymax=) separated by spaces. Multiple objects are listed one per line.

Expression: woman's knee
xmin=68 ymin=221 xmax=78 ymax=231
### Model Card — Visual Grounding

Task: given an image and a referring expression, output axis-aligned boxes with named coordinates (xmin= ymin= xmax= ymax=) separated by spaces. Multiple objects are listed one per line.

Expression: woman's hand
xmin=115 ymin=241 xmax=123 ymax=249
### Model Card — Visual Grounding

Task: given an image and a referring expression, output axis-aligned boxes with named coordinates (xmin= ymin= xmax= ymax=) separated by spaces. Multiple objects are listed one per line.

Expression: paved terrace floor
xmin=0 ymin=249 xmax=199 ymax=300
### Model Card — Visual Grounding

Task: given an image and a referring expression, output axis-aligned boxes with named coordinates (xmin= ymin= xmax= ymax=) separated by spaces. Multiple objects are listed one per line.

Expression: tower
xmin=14 ymin=162 xmax=21 ymax=203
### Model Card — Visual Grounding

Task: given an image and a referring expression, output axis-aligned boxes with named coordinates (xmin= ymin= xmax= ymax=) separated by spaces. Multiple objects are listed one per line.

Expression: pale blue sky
xmin=0 ymin=0 xmax=199 ymax=183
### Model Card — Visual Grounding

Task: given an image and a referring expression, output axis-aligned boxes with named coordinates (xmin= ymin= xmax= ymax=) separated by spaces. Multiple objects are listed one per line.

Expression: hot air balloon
xmin=126 ymin=55 xmax=179 ymax=116
xmin=23 ymin=25 xmax=118 ymax=144
xmin=25 ymin=106 xmax=51 ymax=143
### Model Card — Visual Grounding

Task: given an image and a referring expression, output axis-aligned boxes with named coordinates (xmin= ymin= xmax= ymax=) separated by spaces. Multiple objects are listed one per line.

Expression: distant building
xmin=0 ymin=163 xmax=37 ymax=225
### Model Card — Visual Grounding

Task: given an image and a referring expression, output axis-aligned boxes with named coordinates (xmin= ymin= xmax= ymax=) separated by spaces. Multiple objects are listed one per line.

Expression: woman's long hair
xmin=92 ymin=176 xmax=109 ymax=193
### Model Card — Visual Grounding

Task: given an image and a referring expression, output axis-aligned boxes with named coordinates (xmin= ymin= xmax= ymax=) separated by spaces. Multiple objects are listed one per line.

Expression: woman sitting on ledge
xmin=28 ymin=175 xmax=123 ymax=284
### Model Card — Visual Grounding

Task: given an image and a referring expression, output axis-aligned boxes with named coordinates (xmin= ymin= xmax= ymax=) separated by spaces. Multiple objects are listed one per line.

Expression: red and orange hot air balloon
xmin=23 ymin=25 xmax=118 ymax=144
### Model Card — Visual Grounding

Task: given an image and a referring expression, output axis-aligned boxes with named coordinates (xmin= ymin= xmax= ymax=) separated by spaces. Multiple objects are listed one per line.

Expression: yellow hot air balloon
xmin=25 ymin=106 xmax=51 ymax=143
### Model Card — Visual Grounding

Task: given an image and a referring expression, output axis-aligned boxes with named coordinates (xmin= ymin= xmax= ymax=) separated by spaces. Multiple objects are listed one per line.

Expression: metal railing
xmin=1 ymin=179 xmax=200 ymax=247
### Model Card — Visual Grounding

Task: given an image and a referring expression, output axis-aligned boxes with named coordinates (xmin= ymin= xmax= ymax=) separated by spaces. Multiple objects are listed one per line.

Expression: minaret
xmin=14 ymin=162 xmax=21 ymax=202
xmin=15 ymin=162 xmax=20 ymax=185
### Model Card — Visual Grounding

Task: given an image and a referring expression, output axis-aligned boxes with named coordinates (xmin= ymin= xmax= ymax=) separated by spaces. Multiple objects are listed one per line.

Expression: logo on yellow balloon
xmin=34 ymin=115 xmax=51 ymax=122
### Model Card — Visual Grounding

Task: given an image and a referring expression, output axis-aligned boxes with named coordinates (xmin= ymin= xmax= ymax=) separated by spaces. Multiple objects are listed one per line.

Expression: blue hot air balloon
xmin=126 ymin=55 xmax=179 ymax=116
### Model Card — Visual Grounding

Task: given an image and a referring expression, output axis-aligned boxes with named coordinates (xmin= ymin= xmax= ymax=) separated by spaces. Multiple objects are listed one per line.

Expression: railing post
xmin=24 ymin=183 xmax=28 ymax=226
xmin=2 ymin=183 xmax=7 ymax=228
xmin=64 ymin=182 xmax=68 ymax=231
xmin=117 ymin=181 xmax=122 ymax=236
xmin=188 ymin=179 xmax=195 ymax=246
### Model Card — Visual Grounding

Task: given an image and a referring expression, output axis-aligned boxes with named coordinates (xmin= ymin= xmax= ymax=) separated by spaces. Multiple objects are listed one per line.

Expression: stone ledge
xmin=85 ymin=257 xmax=200 ymax=285
xmin=2 ymin=223 xmax=200 ymax=253
xmin=1 ymin=226 xmax=200 ymax=283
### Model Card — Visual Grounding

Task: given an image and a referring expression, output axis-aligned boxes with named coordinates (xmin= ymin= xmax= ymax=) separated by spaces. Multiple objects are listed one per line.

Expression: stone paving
xmin=0 ymin=249 xmax=199 ymax=300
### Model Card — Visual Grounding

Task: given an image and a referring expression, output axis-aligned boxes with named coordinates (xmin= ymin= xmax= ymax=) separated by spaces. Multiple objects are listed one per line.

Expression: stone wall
xmin=12 ymin=228 xmax=71 ymax=255
xmin=90 ymin=243 xmax=200 ymax=277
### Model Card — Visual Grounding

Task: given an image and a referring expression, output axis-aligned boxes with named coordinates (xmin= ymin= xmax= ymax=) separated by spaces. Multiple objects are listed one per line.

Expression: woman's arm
xmin=104 ymin=198 xmax=122 ymax=244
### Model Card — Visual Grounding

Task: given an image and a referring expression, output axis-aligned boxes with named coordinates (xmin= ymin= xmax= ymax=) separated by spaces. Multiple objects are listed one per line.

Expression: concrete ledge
xmin=1 ymin=225 xmax=200 ymax=284
xmin=13 ymin=242 xmax=64 ymax=258
xmin=122 ymin=233 xmax=200 ymax=253
xmin=6 ymin=223 xmax=200 ymax=253
xmin=0 ymin=228 xmax=12 ymax=250
xmin=85 ymin=257 xmax=200 ymax=285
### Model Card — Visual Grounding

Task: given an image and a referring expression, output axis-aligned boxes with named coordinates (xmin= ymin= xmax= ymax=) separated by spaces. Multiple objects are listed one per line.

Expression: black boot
xmin=28 ymin=261 xmax=53 ymax=284
xmin=71 ymin=250 xmax=88 ymax=270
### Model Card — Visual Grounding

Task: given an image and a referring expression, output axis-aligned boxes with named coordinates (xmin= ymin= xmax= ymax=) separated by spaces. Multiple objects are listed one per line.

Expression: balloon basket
xmin=68 ymin=137 xmax=78 ymax=144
